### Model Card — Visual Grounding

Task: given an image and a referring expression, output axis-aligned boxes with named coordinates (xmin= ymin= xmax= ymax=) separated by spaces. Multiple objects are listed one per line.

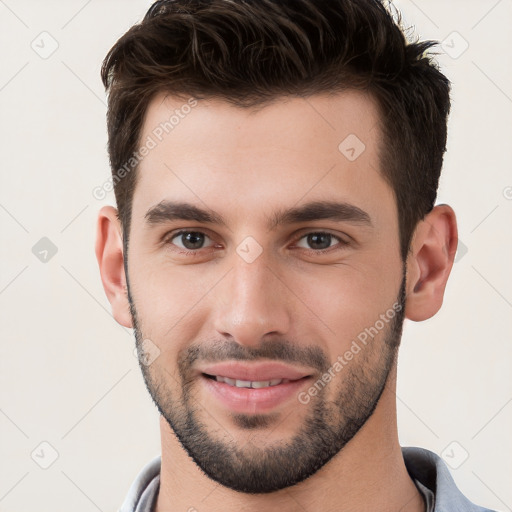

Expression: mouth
xmin=199 ymin=360 xmax=313 ymax=382
xmin=202 ymin=372 xmax=308 ymax=389
xmin=197 ymin=361 xmax=315 ymax=413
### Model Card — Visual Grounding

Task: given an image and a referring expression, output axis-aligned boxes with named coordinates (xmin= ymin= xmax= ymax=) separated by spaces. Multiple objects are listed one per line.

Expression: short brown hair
xmin=101 ymin=0 xmax=451 ymax=260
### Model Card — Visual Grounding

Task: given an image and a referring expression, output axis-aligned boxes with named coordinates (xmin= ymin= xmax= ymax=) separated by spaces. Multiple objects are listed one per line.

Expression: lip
xmin=200 ymin=361 xmax=313 ymax=382
xmin=200 ymin=373 xmax=312 ymax=414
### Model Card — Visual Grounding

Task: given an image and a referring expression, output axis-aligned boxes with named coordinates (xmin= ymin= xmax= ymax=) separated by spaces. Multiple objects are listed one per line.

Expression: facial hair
xmin=128 ymin=268 xmax=407 ymax=494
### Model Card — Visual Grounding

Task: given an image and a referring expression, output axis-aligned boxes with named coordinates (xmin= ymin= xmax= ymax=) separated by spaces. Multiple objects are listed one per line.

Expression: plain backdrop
xmin=0 ymin=1 xmax=511 ymax=511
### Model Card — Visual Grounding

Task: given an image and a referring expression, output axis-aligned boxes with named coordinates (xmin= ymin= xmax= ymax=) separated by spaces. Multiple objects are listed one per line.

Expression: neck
xmin=155 ymin=364 xmax=424 ymax=512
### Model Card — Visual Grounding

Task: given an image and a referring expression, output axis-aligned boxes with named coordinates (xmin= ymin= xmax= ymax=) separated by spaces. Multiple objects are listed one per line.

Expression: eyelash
xmin=163 ymin=229 xmax=350 ymax=257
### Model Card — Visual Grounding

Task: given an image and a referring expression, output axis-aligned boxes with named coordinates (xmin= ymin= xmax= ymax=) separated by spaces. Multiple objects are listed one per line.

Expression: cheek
xmin=128 ymin=261 xmax=213 ymax=360
xmin=293 ymin=262 xmax=401 ymax=350
xmin=130 ymin=246 xmax=211 ymax=313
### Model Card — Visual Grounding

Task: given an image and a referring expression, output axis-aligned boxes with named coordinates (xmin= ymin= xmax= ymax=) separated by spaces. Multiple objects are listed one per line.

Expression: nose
xmin=213 ymin=252 xmax=292 ymax=348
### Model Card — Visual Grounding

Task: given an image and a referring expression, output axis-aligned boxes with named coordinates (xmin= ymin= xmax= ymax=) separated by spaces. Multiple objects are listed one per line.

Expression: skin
xmin=96 ymin=90 xmax=458 ymax=512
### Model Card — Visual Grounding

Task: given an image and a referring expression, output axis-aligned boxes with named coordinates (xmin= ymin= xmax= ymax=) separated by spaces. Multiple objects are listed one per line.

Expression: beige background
xmin=0 ymin=1 xmax=511 ymax=511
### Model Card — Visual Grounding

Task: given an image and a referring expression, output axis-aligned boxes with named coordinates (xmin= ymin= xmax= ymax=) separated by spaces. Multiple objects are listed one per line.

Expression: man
xmin=95 ymin=0 xmax=495 ymax=511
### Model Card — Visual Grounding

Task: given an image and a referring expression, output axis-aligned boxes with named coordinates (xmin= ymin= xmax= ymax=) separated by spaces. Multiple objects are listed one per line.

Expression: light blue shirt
xmin=119 ymin=446 xmax=497 ymax=512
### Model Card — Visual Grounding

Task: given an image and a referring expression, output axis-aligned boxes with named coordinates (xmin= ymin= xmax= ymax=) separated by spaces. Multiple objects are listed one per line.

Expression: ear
xmin=95 ymin=205 xmax=133 ymax=328
xmin=404 ymin=204 xmax=458 ymax=321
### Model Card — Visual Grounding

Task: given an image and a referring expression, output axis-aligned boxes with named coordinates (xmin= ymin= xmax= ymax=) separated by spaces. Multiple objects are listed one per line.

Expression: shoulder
xmin=118 ymin=455 xmax=161 ymax=512
xmin=401 ymin=446 xmax=497 ymax=512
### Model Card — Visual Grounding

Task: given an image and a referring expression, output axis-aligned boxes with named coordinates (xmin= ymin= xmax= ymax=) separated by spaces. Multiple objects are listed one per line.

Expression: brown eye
xmin=295 ymin=232 xmax=349 ymax=253
xmin=167 ymin=230 xmax=214 ymax=252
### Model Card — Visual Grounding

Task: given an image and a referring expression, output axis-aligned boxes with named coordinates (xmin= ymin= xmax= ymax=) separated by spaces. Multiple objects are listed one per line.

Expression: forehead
xmin=140 ymin=89 xmax=380 ymax=154
xmin=131 ymin=90 xmax=394 ymax=229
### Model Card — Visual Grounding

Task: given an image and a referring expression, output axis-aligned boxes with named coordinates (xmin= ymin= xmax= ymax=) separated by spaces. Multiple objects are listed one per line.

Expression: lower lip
xmin=201 ymin=374 xmax=312 ymax=414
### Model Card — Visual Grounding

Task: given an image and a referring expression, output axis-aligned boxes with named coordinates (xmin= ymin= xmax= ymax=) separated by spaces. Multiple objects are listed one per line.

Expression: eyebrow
xmin=144 ymin=199 xmax=373 ymax=230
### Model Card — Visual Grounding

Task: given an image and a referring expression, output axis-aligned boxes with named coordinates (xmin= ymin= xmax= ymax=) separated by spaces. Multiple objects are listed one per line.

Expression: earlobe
xmin=404 ymin=204 xmax=458 ymax=322
xmin=95 ymin=206 xmax=133 ymax=328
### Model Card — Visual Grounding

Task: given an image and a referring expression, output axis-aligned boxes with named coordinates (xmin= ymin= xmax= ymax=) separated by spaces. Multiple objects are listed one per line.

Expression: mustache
xmin=178 ymin=338 xmax=331 ymax=375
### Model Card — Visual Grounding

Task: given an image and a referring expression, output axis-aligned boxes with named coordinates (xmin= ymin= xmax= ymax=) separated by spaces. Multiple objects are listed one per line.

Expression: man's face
xmin=126 ymin=91 xmax=406 ymax=493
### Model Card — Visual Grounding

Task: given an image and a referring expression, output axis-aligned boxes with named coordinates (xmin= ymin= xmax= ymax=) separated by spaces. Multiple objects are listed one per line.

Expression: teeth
xmin=251 ymin=380 xmax=270 ymax=388
xmin=214 ymin=376 xmax=290 ymax=388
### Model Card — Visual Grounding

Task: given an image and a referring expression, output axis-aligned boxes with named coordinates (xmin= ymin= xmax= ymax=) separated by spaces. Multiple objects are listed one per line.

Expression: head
xmin=96 ymin=0 xmax=458 ymax=494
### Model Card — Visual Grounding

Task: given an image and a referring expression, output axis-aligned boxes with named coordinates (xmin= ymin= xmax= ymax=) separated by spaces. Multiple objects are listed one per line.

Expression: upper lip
xmin=200 ymin=362 xmax=313 ymax=382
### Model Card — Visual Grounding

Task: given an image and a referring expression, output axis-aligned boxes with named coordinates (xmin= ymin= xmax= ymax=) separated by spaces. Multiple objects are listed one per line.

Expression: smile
xmin=203 ymin=373 xmax=294 ymax=388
